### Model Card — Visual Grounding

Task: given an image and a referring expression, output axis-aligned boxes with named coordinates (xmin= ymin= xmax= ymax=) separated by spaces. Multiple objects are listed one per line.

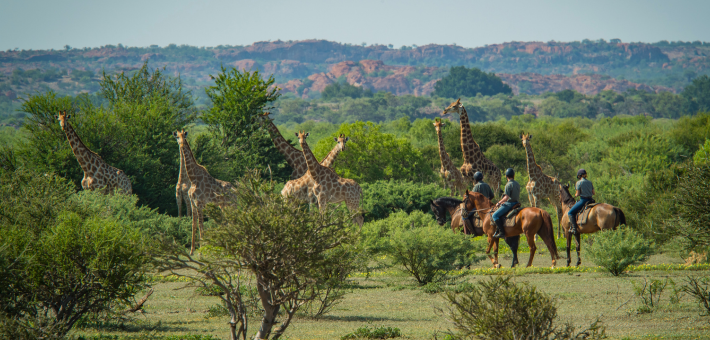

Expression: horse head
xmin=430 ymin=199 xmax=447 ymax=226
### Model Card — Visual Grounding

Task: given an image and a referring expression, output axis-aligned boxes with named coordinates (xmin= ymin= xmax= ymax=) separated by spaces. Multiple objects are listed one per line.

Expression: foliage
xmin=632 ymin=278 xmax=672 ymax=314
xmin=361 ymin=210 xmax=441 ymax=255
xmin=312 ymin=121 xmax=435 ymax=183
xmin=341 ymin=325 xmax=402 ymax=339
xmin=195 ymin=171 xmax=360 ymax=339
xmin=669 ymin=112 xmax=710 ymax=155
xmin=682 ymin=275 xmax=710 ymax=317
xmin=0 ymin=169 xmax=150 ymax=337
xmin=14 ymin=63 xmax=195 ymax=214
xmin=433 ymin=66 xmax=512 ymax=98
xmin=360 ymin=180 xmax=449 ymax=222
xmin=585 ymin=228 xmax=653 ymax=276
xmin=378 ymin=211 xmax=481 ymax=284
xmin=441 ymin=276 xmax=606 ymax=340
xmin=661 ymin=161 xmax=710 ymax=252
xmin=682 ymin=75 xmax=710 ymax=113
xmin=693 ymin=139 xmax=710 ymax=165
xmin=322 ymin=82 xmax=374 ymax=100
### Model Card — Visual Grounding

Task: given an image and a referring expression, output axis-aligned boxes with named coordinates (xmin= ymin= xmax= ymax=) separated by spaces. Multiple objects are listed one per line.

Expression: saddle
xmin=577 ymin=199 xmax=598 ymax=225
xmin=490 ymin=203 xmax=522 ymax=227
xmin=459 ymin=204 xmax=484 ymax=237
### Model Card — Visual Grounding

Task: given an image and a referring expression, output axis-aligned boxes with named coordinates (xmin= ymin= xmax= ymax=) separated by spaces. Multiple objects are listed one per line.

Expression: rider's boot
xmin=492 ymin=218 xmax=506 ymax=239
xmin=569 ymin=217 xmax=580 ymax=235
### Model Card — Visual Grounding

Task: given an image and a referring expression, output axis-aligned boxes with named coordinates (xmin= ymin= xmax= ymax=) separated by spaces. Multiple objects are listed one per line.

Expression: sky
xmin=1 ymin=0 xmax=709 ymax=51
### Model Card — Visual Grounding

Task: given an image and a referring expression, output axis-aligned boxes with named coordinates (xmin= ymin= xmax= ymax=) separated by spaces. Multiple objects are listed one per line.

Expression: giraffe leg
xmin=185 ymin=194 xmax=192 ymax=218
xmin=176 ymin=189 xmax=182 ymax=218
xmin=190 ymin=203 xmax=199 ymax=255
xmin=197 ymin=206 xmax=205 ymax=239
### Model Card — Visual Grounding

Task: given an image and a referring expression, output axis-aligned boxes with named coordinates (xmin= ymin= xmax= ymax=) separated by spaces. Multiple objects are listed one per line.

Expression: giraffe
xmin=281 ymin=134 xmax=350 ymax=204
xmin=442 ymin=99 xmax=501 ymax=197
xmin=56 ymin=111 xmax=132 ymax=195
xmin=173 ymin=130 xmax=235 ymax=255
xmin=259 ymin=112 xmax=308 ymax=180
xmin=176 ymin=145 xmax=192 ymax=217
xmin=296 ymin=131 xmax=363 ymax=226
xmin=433 ymin=118 xmax=466 ymax=197
xmin=521 ymin=133 xmax=564 ymax=238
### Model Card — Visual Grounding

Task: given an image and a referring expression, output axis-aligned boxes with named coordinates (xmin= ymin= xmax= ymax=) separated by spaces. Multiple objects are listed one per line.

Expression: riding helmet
xmin=577 ymin=169 xmax=587 ymax=178
xmin=505 ymin=168 xmax=515 ymax=178
xmin=473 ymin=171 xmax=484 ymax=181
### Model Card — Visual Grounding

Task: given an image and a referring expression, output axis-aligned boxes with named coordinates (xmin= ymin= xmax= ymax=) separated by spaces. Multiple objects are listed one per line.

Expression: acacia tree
xmin=433 ymin=66 xmax=512 ymax=98
xmin=155 ymin=171 xmax=360 ymax=340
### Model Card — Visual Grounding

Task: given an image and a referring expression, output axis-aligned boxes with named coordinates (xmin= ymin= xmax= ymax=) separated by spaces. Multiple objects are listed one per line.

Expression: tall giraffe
xmin=433 ymin=118 xmax=466 ymax=196
xmin=176 ymin=145 xmax=192 ymax=217
xmin=521 ymin=133 xmax=564 ymax=238
xmin=282 ymin=134 xmax=349 ymax=204
xmin=442 ymin=99 xmax=501 ymax=196
xmin=56 ymin=111 xmax=132 ymax=194
xmin=259 ymin=112 xmax=308 ymax=180
xmin=296 ymin=131 xmax=363 ymax=226
xmin=173 ymin=130 xmax=235 ymax=255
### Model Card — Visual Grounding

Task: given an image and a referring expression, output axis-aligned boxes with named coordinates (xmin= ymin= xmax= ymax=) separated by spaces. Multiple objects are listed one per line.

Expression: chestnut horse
xmin=559 ymin=184 xmax=626 ymax=267
xmin=430 ymin=196 xmax=523 ymax=268
xmin=463 ymin=191 xmax=559 ymax=268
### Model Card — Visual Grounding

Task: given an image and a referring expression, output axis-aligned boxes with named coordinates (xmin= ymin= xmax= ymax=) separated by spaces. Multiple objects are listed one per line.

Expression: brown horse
xmin=463 ymin=191 xmax=559 ymax=269
xmin=559 ymin=184 xmax=626 ymax=267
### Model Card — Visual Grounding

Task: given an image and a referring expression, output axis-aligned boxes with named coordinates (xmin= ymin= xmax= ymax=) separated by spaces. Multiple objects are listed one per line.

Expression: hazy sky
xmin=1 ymin=0 xmax=709 ymax=51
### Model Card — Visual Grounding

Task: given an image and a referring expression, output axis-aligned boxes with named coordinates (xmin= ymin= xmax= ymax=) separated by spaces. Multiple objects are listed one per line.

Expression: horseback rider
xmin=492 ymin=168 xmax=520 ymax=239
xmin=568 ymin=169 xmax=595 ymax=235
xmin=466 ymin=171 xmax=495 ymax=222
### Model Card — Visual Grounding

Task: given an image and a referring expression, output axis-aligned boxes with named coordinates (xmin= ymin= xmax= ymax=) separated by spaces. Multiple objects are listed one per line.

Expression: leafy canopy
xmin=433 ymin=66 xmax=512 ymax=98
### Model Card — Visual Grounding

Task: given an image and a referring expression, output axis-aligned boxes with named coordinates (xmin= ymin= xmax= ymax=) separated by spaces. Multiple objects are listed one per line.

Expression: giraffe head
xmin=333 ymin=133 xmax=350 ymax=150
xmin=295 ymin=130 xmax=310 ymax=145
xmin=55 ymin=110 xmax=72 ymax=130
xmin=433 ymin=117 xmax=446 ymax=132
xmin=172 ymin=130 xmax=189 ymax=148
xmin=259 ymin=112 xmax=273 ymax=123
xmin=521 ymin=133 xmax=533 ymax=148
xmin=442 ymin=98 xmax=463 ymax=115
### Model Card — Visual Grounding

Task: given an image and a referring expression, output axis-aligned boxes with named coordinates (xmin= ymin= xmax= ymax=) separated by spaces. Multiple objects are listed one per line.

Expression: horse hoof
xmin=495 ymin=264 xmax=501 ymax=269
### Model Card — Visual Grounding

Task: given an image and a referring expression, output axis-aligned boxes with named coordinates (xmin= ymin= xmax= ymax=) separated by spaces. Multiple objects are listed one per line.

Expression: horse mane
xmin=432 ymin=197 xmax=463 ymax=208
xmin=560 ymin=185 xmax=576 ymax=206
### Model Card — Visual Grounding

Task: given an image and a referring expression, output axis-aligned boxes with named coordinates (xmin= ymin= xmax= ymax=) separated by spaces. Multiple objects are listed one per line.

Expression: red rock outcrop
xmin=497 ymin=73 xmax=676 ymax=95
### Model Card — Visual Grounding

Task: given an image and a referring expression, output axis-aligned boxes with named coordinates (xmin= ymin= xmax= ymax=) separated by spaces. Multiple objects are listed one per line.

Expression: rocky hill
xmin=0 ymin=39 xmax=707 ymax=100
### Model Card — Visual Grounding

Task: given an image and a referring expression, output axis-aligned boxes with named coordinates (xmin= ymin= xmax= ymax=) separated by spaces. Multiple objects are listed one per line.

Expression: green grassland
xmin=73 ymin=251 xmax=710 ymax=340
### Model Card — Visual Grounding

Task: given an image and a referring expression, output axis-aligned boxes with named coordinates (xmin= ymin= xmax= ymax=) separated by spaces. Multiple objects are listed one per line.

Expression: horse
xmin=463 ymin=190 xmax=559 ymax=269
xmin=559 ymin=184 xmax=626 ymax=267
xmin=430 ymin=196 xmax=523 ymax=268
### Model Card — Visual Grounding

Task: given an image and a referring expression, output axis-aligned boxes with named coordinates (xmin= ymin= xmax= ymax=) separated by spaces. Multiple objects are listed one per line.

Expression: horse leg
xmin=526 ymin=232 xmax=537 ymax=267
xmin=567 ymin=234 xmax=579 ymax=267
xmin=493 ymin=239 xmax=501 ymax=269
xmin=485 ymin=235 xmax=496 ymax=266
xmin=504 ymin=236 xmax=520 ymax=268
xmin=574 ymin=233 xmax=582 ymax=266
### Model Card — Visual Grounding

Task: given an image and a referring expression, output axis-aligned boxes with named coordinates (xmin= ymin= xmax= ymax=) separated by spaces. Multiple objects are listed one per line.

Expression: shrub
xmin=441 ymin=276 xmax=606 ymax=340
xmin=433 ymin=66 xmax=512 ymax=98
xmin=632 ymin=278 xmax=672 ymax=314
xmin=585 ymin=227 xmax=653 ymax=276
xmin=341 ymin=325 xmax=402 ymax=339
xmin=682 ymin=275 xmax=710 ymax=317
xmin=378 ymin=211 xmax=480 ymax=284
xmin=359 ymin=180 xmax=449 ymax=222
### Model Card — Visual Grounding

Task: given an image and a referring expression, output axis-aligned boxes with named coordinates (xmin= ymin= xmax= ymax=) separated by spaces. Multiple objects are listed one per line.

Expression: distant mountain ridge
xmin=0 ymin=39 xmax=708 ymax=98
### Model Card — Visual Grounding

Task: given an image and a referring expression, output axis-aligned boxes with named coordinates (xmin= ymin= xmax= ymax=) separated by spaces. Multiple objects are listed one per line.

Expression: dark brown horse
xmin=430 ymin=196 xmax=523 ymax=268
xmin=559 ymin=184 xmax=626 ymax=266
xmin=463 ymin=191 xmax=559 ymax=268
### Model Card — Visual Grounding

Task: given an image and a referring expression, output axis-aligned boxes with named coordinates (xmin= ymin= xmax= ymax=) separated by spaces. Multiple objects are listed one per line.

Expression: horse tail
xmin=613 ymin=207 xmax=626 ymax=228
xmin=537 ymin=209 xmax=559 ymax=260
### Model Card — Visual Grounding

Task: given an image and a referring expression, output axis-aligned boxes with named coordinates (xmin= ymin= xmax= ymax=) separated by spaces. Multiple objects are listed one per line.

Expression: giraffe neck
xmin=524 ymin=143 xmax=541 ymax=177
xmin=266 ymin=120 xmax=301 ymax=161
xmin=178 ymin=145 xmax=188 ymax=183
xmin=458 ymin=107 xmax=483 ymax=163
xmin=62 ymin=122 xmax=100 ymax=173
xmin=180 ymin=138 xmax=209 ymax=183
xmin=435 ymin=128 xmax=451 ymax=168
xmin=320 ymin=143 xmax=343 ymax=168
xmin=300 ymin=140 xmax=326 ymax=179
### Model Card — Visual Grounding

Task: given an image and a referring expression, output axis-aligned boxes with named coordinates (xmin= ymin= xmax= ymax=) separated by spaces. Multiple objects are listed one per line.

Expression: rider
xmin=568 ymin=169 xmax=595 ymax=235
xmin=466 ymin=171 xmax=495 ymax=221
xmin=491 ymin=168 xmax=520 ymax=239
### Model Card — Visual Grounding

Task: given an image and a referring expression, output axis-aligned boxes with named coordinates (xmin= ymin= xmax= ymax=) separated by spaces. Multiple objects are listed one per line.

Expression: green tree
xmin=321 ymin=82 xmax=373 ymax=100
xmin=682 ymin=75 xmax=710 ymax=113
xmin=312 ymin=121 xmax=435 ymax=183
xmin=433 ymin=66 xmax=512 ymax=98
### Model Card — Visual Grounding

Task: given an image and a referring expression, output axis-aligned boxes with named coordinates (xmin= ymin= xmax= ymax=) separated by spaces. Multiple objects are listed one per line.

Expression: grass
xmin=74 ymin=252 xmax=710 ymax=340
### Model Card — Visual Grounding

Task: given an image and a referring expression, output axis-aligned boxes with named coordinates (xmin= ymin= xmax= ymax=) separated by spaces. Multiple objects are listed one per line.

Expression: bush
xmin=632 ymin=278 xmax=672 ymax=314
xmin=441 ymin=276 xmax=606 ymax=340
xmin=361 ymin=210 xmax=442 ymax=256
xmin=433 ymin=66 xmax=512 ymax=98
xmin=360 ymin=180 xmax=449 ymax=222
xmin=682 ymin=275 xmax=710 ymax=317
xmin=0 ymin=169 xmax=150 ymax=337
xmin=341 ymin=325 xmax=402 ymax=339
xmin=585 ymin=227 xmax=653 ymax=276
xmin=380 ymin=211 xmax=480 ymax=284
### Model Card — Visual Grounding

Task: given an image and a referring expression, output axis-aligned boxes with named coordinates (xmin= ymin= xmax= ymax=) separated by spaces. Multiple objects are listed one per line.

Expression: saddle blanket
xmin=577 ymin=203 xmax=600 ymax=225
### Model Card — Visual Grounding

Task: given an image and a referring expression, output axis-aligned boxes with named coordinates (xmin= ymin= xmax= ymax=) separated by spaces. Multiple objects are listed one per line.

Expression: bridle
xmin=461 ymin=193 xmax=492 ymax=221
